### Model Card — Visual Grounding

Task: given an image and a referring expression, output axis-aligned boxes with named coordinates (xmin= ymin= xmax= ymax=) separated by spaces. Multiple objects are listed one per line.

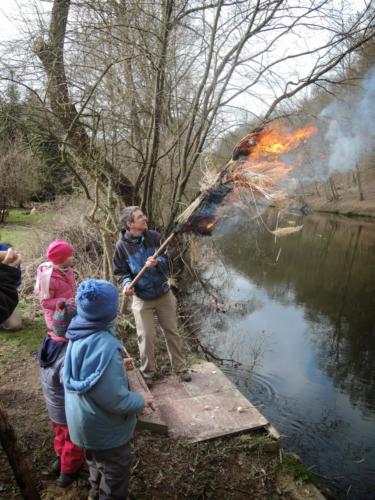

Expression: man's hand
xmin=145 ymin=256 xmax=157 ymax=269
xmin=3 ymin=248 xmax=21 ymax=267
xmin=142 ymin=392 xmax=156 ymax=411
xmin=123 ymin=285 xmax=134 ymax=297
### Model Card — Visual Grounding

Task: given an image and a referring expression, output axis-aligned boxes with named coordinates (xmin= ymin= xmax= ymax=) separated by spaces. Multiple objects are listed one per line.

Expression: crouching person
xmin=37 ymin=300 xmax=85 ymax=487
xmin=63 ymin=279 xmax=154 ymax=500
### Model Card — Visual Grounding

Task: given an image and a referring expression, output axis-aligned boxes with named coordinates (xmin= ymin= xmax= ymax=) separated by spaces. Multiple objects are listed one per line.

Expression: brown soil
xmin=0 ymin=337 xmax=328 ymax=499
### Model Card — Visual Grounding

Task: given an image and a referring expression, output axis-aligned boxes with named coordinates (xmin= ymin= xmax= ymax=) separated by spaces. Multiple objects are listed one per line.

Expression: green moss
xmin=283 ymin=454 xmax=313 ymax=483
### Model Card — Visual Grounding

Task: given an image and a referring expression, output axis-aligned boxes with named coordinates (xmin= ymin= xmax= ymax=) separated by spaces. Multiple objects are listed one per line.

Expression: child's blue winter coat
xmin=63 ymin=317 xmax=144 ymax=450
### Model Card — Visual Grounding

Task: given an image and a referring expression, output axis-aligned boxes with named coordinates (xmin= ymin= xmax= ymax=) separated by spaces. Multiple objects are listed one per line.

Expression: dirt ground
xmin=0 ymin=330 xmax=329 ymax=500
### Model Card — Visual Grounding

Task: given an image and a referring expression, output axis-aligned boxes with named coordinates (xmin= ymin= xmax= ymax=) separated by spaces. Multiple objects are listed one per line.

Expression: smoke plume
xmin=318 ymin=66 xmax=375 ymax=176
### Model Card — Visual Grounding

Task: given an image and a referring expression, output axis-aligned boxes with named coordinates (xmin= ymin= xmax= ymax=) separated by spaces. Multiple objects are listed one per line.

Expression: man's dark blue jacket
xmin=113 ymin=230 xmax=170 ymax=300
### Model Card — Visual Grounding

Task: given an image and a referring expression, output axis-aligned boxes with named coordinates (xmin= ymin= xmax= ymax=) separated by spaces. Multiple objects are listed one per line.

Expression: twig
xmin=193 ymin=337 xmax=242 ymax=367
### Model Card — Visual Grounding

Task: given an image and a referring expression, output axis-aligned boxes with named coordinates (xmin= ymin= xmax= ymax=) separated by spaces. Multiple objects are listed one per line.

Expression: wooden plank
xmin=126 ymin=366 xmax=169 ymax=435
xmin=151 ymin=362 xmax=269 ymax=443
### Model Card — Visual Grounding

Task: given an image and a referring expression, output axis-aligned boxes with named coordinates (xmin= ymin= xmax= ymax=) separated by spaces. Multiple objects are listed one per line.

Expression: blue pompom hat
xmin=76 ymin=279 xmax=118 ymax=323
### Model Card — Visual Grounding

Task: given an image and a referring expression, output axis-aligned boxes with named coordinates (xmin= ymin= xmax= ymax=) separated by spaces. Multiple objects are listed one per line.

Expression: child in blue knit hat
xmin=37 ymin=300 xmax=85 ymax=487
xmin=64 ymin=279 xmax=154 ymax=499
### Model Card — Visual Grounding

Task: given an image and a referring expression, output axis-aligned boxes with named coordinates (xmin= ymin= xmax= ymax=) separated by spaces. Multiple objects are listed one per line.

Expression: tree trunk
xmin=355 ymin=164 xmax=364 ymax=201
xmin=329 ymin=177 xmax=339 ymax=201
xmin=0 ymin=402 xmax=40 ymax=500
xmin=33 ymin=0 xmax=136 ymax=204
xmin=142 ymin=0 xmax=174 ymax=223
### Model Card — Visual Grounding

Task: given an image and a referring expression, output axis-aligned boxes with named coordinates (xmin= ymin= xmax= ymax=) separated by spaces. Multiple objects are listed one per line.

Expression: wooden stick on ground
xmin=0 ymin=402 xmax=40 ymax=500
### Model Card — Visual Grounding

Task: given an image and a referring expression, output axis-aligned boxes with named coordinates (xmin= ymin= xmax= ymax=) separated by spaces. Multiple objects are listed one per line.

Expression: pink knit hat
xmin=46 ymin=240 xmax=74 ymax=265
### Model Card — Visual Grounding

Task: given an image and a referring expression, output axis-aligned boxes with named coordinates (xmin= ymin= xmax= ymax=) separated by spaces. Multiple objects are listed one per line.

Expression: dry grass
xmin=19 ymin=196 xmax=105 ymax=301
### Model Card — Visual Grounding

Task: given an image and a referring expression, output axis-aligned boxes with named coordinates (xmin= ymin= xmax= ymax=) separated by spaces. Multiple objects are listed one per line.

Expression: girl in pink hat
xmin=35 ymin=240 xmax=76 ymax=331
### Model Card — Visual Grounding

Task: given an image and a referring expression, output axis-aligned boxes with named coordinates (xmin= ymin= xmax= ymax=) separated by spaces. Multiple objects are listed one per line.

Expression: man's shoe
xmin=144 ymin=377 xmax=153 ymax=388
xmin=178 ymin=371 xmax=192 ymax=382
xmin=56 ymin=472 xmax=78 ymax=488
xmin=51 ymin=456 xmax=61 ymax=476
xmin=141 ymin=372 xmax=154 ymax=389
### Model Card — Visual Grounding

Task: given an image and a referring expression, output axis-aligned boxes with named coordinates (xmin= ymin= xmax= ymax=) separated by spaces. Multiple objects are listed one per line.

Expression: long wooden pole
xmin=0 ymin=402 xmax=40 ymax=500
xmin=120 ymin=232 xmax=176 ymax=314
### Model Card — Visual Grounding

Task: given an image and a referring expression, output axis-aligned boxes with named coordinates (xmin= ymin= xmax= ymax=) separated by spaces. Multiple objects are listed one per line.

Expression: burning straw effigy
xmin=175 ymin=124 xmax=317 ymax=236
xmin=123 ymin=123 xmax=317 ymax=298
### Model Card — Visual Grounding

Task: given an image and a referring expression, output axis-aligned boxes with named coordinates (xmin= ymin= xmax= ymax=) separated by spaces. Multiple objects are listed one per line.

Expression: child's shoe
xmin=56 ymin=471 xmax=78 ymax=488
xmin=77 ymin=465 xmax=89 ymax=481
xmin=51 ymin=456 xmax=61 ymax=476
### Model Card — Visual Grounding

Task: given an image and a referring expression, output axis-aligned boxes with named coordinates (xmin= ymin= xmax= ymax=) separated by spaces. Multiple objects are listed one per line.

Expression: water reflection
xmin=191 ymin=212 xmax=375 ymax=499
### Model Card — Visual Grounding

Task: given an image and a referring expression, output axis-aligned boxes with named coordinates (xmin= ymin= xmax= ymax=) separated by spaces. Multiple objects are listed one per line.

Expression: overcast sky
xmin=0 ymin=0 xmax=51 ymax=41
xmin=0 ymin=0 xmax=368 ymax=40
xmin=0 ymin=0 xmax=370 ymax=121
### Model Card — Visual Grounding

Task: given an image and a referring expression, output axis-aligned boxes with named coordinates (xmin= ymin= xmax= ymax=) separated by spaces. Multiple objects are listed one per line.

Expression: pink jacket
xmin=39 ymin=267 xmax=75 ymax=330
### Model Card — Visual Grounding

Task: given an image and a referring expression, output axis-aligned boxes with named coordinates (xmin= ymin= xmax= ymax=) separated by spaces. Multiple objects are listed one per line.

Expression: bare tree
xmin=0 ymin=0 xmax=374 ymax=274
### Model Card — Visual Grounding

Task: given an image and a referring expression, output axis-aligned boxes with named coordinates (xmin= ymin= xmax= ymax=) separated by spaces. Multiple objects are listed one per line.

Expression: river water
xmin=189 ymin=211 xmax=375 ymax=499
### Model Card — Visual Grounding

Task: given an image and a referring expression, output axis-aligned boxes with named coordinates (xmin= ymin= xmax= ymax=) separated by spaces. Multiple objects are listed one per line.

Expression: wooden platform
xmin=129 ymin=361 xmax=269 ymax=443
xmin=126 ymin=367 xmax=169 ymax=435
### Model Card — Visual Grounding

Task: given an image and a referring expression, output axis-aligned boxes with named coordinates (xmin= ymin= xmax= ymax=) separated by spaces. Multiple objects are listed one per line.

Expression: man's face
xmin=128 ymin=209 xmax=148 ymax=233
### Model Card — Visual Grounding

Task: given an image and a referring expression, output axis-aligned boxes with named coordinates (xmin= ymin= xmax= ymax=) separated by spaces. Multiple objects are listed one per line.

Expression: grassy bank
xmin=0 ymin=208 xmax=48 ymax=254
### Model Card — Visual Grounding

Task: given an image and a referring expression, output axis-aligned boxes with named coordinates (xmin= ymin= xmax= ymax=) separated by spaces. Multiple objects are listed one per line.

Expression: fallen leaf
xmin=271 ymin=225 xmax=303 ymax=237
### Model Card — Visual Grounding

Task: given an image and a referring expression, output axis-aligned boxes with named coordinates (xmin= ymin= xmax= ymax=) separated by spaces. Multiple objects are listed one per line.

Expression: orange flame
xmin=182 ymin=123 xmax=318 ymax=235
xmin=227 ymin=124 xmax=317 ymax=197
xmin=250 ymin=125 xmax=317 ymax=160
xmin=206 ymin=221 xmax=216 ymax=230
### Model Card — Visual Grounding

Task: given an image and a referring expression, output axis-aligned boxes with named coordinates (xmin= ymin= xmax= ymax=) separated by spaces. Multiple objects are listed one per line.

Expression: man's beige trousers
xmin=131 ymin=290 xmax=185 ymax=376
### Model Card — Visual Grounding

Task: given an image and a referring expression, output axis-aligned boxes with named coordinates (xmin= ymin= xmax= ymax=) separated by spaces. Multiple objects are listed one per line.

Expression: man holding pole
xmin=113 ymin=206 xmax=191 ymax=387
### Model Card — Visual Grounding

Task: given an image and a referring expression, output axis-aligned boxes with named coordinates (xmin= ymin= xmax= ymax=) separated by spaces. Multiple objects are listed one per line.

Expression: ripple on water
xmin=221 ymin=365 xmax=336 ymax=439
xmin=221 ymin=364 xmax=278 ymax=403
